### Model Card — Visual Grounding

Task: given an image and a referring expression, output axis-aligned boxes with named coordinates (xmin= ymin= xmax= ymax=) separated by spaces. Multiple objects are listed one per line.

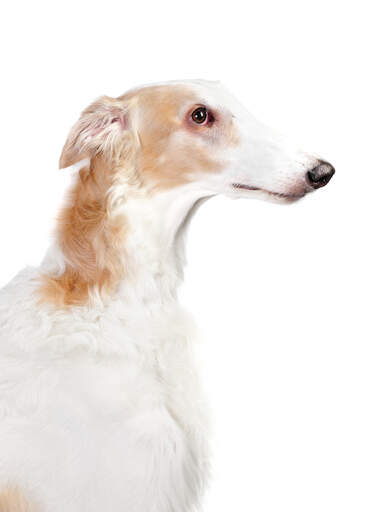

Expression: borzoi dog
xmin=0 ymin=80 xmax=334 ymax=512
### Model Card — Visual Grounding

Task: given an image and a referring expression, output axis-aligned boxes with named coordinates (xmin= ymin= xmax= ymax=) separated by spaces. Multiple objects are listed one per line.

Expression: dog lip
xmin=231 ymin=183 xmax=305 ymax=200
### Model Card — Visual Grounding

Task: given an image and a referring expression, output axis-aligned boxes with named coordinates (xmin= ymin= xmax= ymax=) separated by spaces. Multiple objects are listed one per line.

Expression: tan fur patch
xmin=0 ymin=487 xmax=36 ymax=512
xmin=40 ymin=156 xmax=129 ymax=306
xmin=59 ymin=95 xmax=129 ymax=169
xmin=122 ymin=85 xmax=232 ymax=190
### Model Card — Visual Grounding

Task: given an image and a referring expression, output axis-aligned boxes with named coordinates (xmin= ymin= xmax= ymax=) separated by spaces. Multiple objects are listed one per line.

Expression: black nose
xmin=307 ymin=161 xmax=335 ymax=189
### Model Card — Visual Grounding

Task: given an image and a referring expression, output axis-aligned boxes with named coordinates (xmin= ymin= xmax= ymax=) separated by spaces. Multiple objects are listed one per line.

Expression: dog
xmin=0 ymin=80 xmax=334 ymax=511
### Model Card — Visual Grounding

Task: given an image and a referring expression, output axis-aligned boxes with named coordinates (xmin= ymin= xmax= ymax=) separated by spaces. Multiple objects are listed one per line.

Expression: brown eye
xmin=191 ymin=107 xmax=208 ymax=124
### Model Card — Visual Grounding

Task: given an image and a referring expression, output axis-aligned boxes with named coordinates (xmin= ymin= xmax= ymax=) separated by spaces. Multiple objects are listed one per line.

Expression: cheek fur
xmin=139 ymin=137 xmax=224 ymax=191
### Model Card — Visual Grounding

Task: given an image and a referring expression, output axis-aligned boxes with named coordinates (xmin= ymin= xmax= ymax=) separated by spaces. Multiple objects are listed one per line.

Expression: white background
xmin=1 ymin=1 xmax=386 ymax=510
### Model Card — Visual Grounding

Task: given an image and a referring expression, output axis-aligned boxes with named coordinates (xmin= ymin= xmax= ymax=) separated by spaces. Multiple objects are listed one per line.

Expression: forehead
xmin=119 ymin=80 xmax=239 ymax=117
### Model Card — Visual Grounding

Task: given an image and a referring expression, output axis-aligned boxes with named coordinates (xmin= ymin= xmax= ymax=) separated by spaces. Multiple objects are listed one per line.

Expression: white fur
xmin=0 ymin=80 xmax=325 ymax=511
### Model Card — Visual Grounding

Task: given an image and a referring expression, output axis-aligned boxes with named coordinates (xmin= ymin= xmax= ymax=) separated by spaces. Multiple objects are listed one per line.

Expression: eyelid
xmin=193 ymin=106 xmax=215 ymax=124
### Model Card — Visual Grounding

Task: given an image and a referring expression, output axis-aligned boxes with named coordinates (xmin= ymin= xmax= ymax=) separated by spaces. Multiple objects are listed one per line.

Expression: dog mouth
xmin=232 ymin=183 xmax=306 ymax=200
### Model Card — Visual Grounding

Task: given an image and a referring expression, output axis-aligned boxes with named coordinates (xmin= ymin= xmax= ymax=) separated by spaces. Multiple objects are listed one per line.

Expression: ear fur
xmin=59 ymin=96 xmax=128 ymax=169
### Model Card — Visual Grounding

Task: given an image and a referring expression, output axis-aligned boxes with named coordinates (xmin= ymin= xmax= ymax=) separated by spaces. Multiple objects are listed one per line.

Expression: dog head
xmin=60 ymin=80 xmax=334 ymax=203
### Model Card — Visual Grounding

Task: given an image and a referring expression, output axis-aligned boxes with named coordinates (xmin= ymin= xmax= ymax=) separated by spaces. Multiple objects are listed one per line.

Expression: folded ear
xmin=59 ymin=96 xmax=129 ymax=169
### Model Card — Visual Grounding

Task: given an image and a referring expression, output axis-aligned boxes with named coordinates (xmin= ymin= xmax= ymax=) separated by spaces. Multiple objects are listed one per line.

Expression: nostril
xmin=307 ymin=161 xmax=335 ymax=189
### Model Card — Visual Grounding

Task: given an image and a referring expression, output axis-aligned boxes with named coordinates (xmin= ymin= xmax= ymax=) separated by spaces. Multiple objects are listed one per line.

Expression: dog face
xmin=60 ymin=80 xmax=335 ymax=203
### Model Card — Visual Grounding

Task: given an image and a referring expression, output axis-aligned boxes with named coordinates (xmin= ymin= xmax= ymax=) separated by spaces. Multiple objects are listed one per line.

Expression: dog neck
xmin=40 ymin=168 xmax=209 ymax=308
xmin=116 ymin=185 xmax=208 ymax=306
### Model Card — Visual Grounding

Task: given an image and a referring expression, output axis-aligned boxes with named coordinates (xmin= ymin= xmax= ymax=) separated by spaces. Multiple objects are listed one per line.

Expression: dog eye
xmin=191 ymin=107 xmax=208 ymax=124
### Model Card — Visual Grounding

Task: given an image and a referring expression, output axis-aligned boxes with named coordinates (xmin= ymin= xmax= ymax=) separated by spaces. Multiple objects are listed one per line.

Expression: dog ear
xmin=59 ymin=96 xmax=129 ymax=169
